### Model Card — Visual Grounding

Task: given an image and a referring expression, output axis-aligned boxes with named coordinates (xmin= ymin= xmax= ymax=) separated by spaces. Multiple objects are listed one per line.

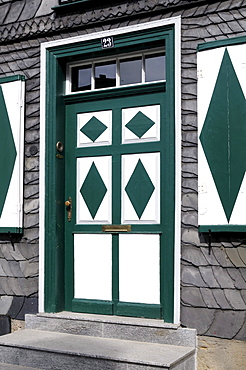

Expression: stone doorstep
xmin=0 ymin=364 xmax=40 ymax=370
xmin=32 ymin=312 xmax=179 ymax=328
xmin=0 ymin=329 xmax=195 ymax=369
xmin=25 ymin=312 xmax=197 ymax=347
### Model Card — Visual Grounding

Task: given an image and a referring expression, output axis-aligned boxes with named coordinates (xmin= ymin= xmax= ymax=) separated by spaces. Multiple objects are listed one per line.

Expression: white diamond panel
xmin=77 ymin=156 xmax=112 ymax=224
xmin=121 ymin=152 xmax=160 ymax=224
xmin=122 ymin=105 xmax=160 ymax=144
xmin=77 ymin=110 xmax=112 ymax=147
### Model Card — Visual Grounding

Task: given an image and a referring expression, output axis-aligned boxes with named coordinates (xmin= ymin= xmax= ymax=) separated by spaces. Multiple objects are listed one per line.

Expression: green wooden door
xmin=64 ymin=83 xmax=174 ymax=319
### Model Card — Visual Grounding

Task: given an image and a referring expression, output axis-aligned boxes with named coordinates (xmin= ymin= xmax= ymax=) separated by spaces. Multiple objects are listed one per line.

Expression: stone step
xmin=0 ymin=329 xmax=196 ymax=370
xmin=0 ymin=363 xmax=41 ymax=370
xmin=26 ymin=312 xmax=196 ymax=348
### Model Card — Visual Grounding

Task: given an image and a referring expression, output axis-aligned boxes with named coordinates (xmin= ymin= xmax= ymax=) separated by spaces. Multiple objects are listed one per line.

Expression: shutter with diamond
xmin=64 ymin=85 xmax=172 ymax=318
xmin=0 ymin=76 xmax=25 ymax=233
xmin=198 ymin=43 xmax=246 ymax=232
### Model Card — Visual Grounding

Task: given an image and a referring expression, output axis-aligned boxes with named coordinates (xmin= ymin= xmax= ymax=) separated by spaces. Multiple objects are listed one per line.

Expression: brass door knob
xmin=65 ymin=200 xmax=71 ymax=207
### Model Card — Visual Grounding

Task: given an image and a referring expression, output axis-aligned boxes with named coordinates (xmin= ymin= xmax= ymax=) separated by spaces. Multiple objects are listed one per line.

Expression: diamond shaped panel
xmin=125 ymin=111 xmax=155 ymax=138
xmin=0 ymin=86 xmax=17 ymax=217
xmin=125 ymin=159 xmax=155 ymax=219
xmin=80 ymin=116 xmax=107 ymax=142
xmin=80 ymin=162 xmax=107 ymax=219
xmin=200 ymin=49 xmax=246 ymax=222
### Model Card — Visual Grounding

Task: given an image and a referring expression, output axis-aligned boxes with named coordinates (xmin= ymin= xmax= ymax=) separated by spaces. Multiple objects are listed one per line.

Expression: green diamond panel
xmin=0 ymin=86 xmax=17 ymax=217
xmin=80 ymin=162 xmax=107 ymax=219
xmin=200 ymin=49 xmax=246 ymax=222
xmin=125 ymin=111 xmax=155 ymax=138
xmin=80 ymin=116 xmax=107 ymax=142
xmin=125 ymin=159 xmax=155 ymax=219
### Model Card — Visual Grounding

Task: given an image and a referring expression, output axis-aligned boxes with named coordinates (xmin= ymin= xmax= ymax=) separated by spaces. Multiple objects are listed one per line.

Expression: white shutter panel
xmin=198 ymin=43 xmax=246 ymax=231
xmin=0 ymin=76 xmax=25 ymax=233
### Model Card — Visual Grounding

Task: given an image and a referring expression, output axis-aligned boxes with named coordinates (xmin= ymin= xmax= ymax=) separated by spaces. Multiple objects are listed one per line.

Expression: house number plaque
xmin=101 ymin=36 xmax=114 ymax=49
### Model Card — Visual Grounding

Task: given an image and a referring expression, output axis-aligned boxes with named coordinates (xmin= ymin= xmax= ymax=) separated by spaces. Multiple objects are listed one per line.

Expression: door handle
xmin=65 ymin=197 xmax=72 ymax=222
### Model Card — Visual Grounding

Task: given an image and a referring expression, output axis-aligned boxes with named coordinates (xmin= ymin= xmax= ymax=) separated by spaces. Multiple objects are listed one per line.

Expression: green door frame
xmin=41 ymin=21 xmax=177 ymax=322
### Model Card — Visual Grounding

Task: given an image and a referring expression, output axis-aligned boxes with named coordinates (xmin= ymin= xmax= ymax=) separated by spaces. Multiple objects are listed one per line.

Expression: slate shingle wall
xmin=0 ymin=38 xmax=40 ymax=320
xmin=180 ymin=1 xmax=246 ymax=340
xmin=0 ymin=0 xmax=245 ymax=340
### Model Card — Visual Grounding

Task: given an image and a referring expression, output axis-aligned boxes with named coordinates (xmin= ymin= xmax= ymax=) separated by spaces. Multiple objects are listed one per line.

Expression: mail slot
xmin=102 ymin=225 xmax=131 ymax=232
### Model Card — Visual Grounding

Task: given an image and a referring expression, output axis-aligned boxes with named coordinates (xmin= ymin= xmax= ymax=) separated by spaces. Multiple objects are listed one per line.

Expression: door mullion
xmin=112 ymin=233 xmax=119 ymax=310
xmin=111 ymin=107 xmax=121 ymax=308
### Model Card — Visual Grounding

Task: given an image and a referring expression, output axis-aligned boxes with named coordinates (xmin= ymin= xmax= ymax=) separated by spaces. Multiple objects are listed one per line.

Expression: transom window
xmin=67 ymin=49 xmax=166 ymax=93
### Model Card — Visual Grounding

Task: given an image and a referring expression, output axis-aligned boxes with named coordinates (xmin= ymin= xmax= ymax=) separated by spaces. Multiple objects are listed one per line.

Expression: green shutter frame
xmin=0 ymin=76 xmax=25 ymax=234
xmin=198 ymin=38 xmax=246 ymax=232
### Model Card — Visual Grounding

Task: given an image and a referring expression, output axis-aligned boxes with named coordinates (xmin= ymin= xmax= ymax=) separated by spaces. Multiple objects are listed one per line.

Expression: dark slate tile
xmin=0 ymin=277 xmax=15 ymax=295
xmin=16 ymin=297 xmax=38 ymax=320
xmin=182 ymin=211 xmax=198 ymax=228
xmin=238 ymin=247 xmax=246 ymax=264
xmin=182 ymin=245 xmax=208 ymax=266
xmin=230 ymin=0 xmax=245 ymax=8
xmin=205 ymin=310 xmax=245 ymax=339
xmin=24 ymin=199 xmax=39 ymax=214
xmin=238 ymin=18 xmax=246 ymax=31
xmin=182 ymin=228 xmax=201 ymax=248
xmin=206 ymin=24 xmax=223 ymax=37
xmin=16 ymin=244 xmax=39 ymax=260
xmin=226 ymin=20 xmax=244 ymax=32
xmin=206 ymin=2 xmax=220 ymax=13
xmin=181 ymin=286 xmax=206 ymax=307
xmin=17 ymin=277 xmax=38 ymax=297
xmin=213 ymin=247 xmax=234 ymax=267
xmin=18 ymin=0 xmax=42 ymax=22
xmin=200 ymin=288 xmax=220 ymax=309
xmin=0 ymin=3 xmax=10 ymax=24
xmin=212 ymin=266 xmax=235 ymax=289
xmin=218 ymin=22 xmax=234 ymax=34
xmin=193 ymin=4 xmax=209 ymax=16
xmin=25 ymin=213 xmax=39 ymax=228
xmin=0 ymin=315 xmax=11 ymax=336
xmin=182 ymin=6 xmax=199 ymax=18
xmin=7 ymin=296 xmax=25 ymax=319
xmin=22 ymin=228 xmax=39 ymax=243
xmin=219 ymin=11 xmax=239 ymax=22
xmin=36 ymin=0 xmax=57 ymax=17
xmin=212 ymin=289 xmax=232 ymax=309
xmin=8 ymin=277 xmax=24 ymax=296
xmin=9 ymin=246 xmax=27 ymax=263
xmin=227 ymin=268 xmax=246 ymax=289
xmin=9 ymin=260 xmax=25 ymax=278
xmin=19 ymin=260 xmax=39 ymax=278
xmin=199 ymin=266 xmax=220 ymax=288
xmin=0 ymin=245 xmax=14 ymax=261
xmin=4 ymin=0 xmax=25 ymax=24
xmin=0 ymin=259 xmax=14 ymax=277
xmin=217 ymin=0 xmax=234 ymax=11
xmin=182 ymin=193 xmax=197 ymax=210
xmin=182 ymin=178 xmax=198 ymax=193
xmin=0 ymin=262 xmax=5 ymax=277
xmin=207 ymin=13 xmax=223 ymax=24
xmin=182 ymin=265 xmax=207 ymax=287
xmin=234 ymin=316 xmax=246 ymax=340
xmin=225 ymin=248 xmax=245 ymax=267
xmin=181 ymin=306 xmax=215 ymax=335
xmin=224 ymin=289 xmax=246 ymax=310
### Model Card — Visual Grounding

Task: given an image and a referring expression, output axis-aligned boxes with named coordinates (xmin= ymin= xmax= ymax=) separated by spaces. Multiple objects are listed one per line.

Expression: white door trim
xmin=39 ymin=16 xmax=181 ymax=324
